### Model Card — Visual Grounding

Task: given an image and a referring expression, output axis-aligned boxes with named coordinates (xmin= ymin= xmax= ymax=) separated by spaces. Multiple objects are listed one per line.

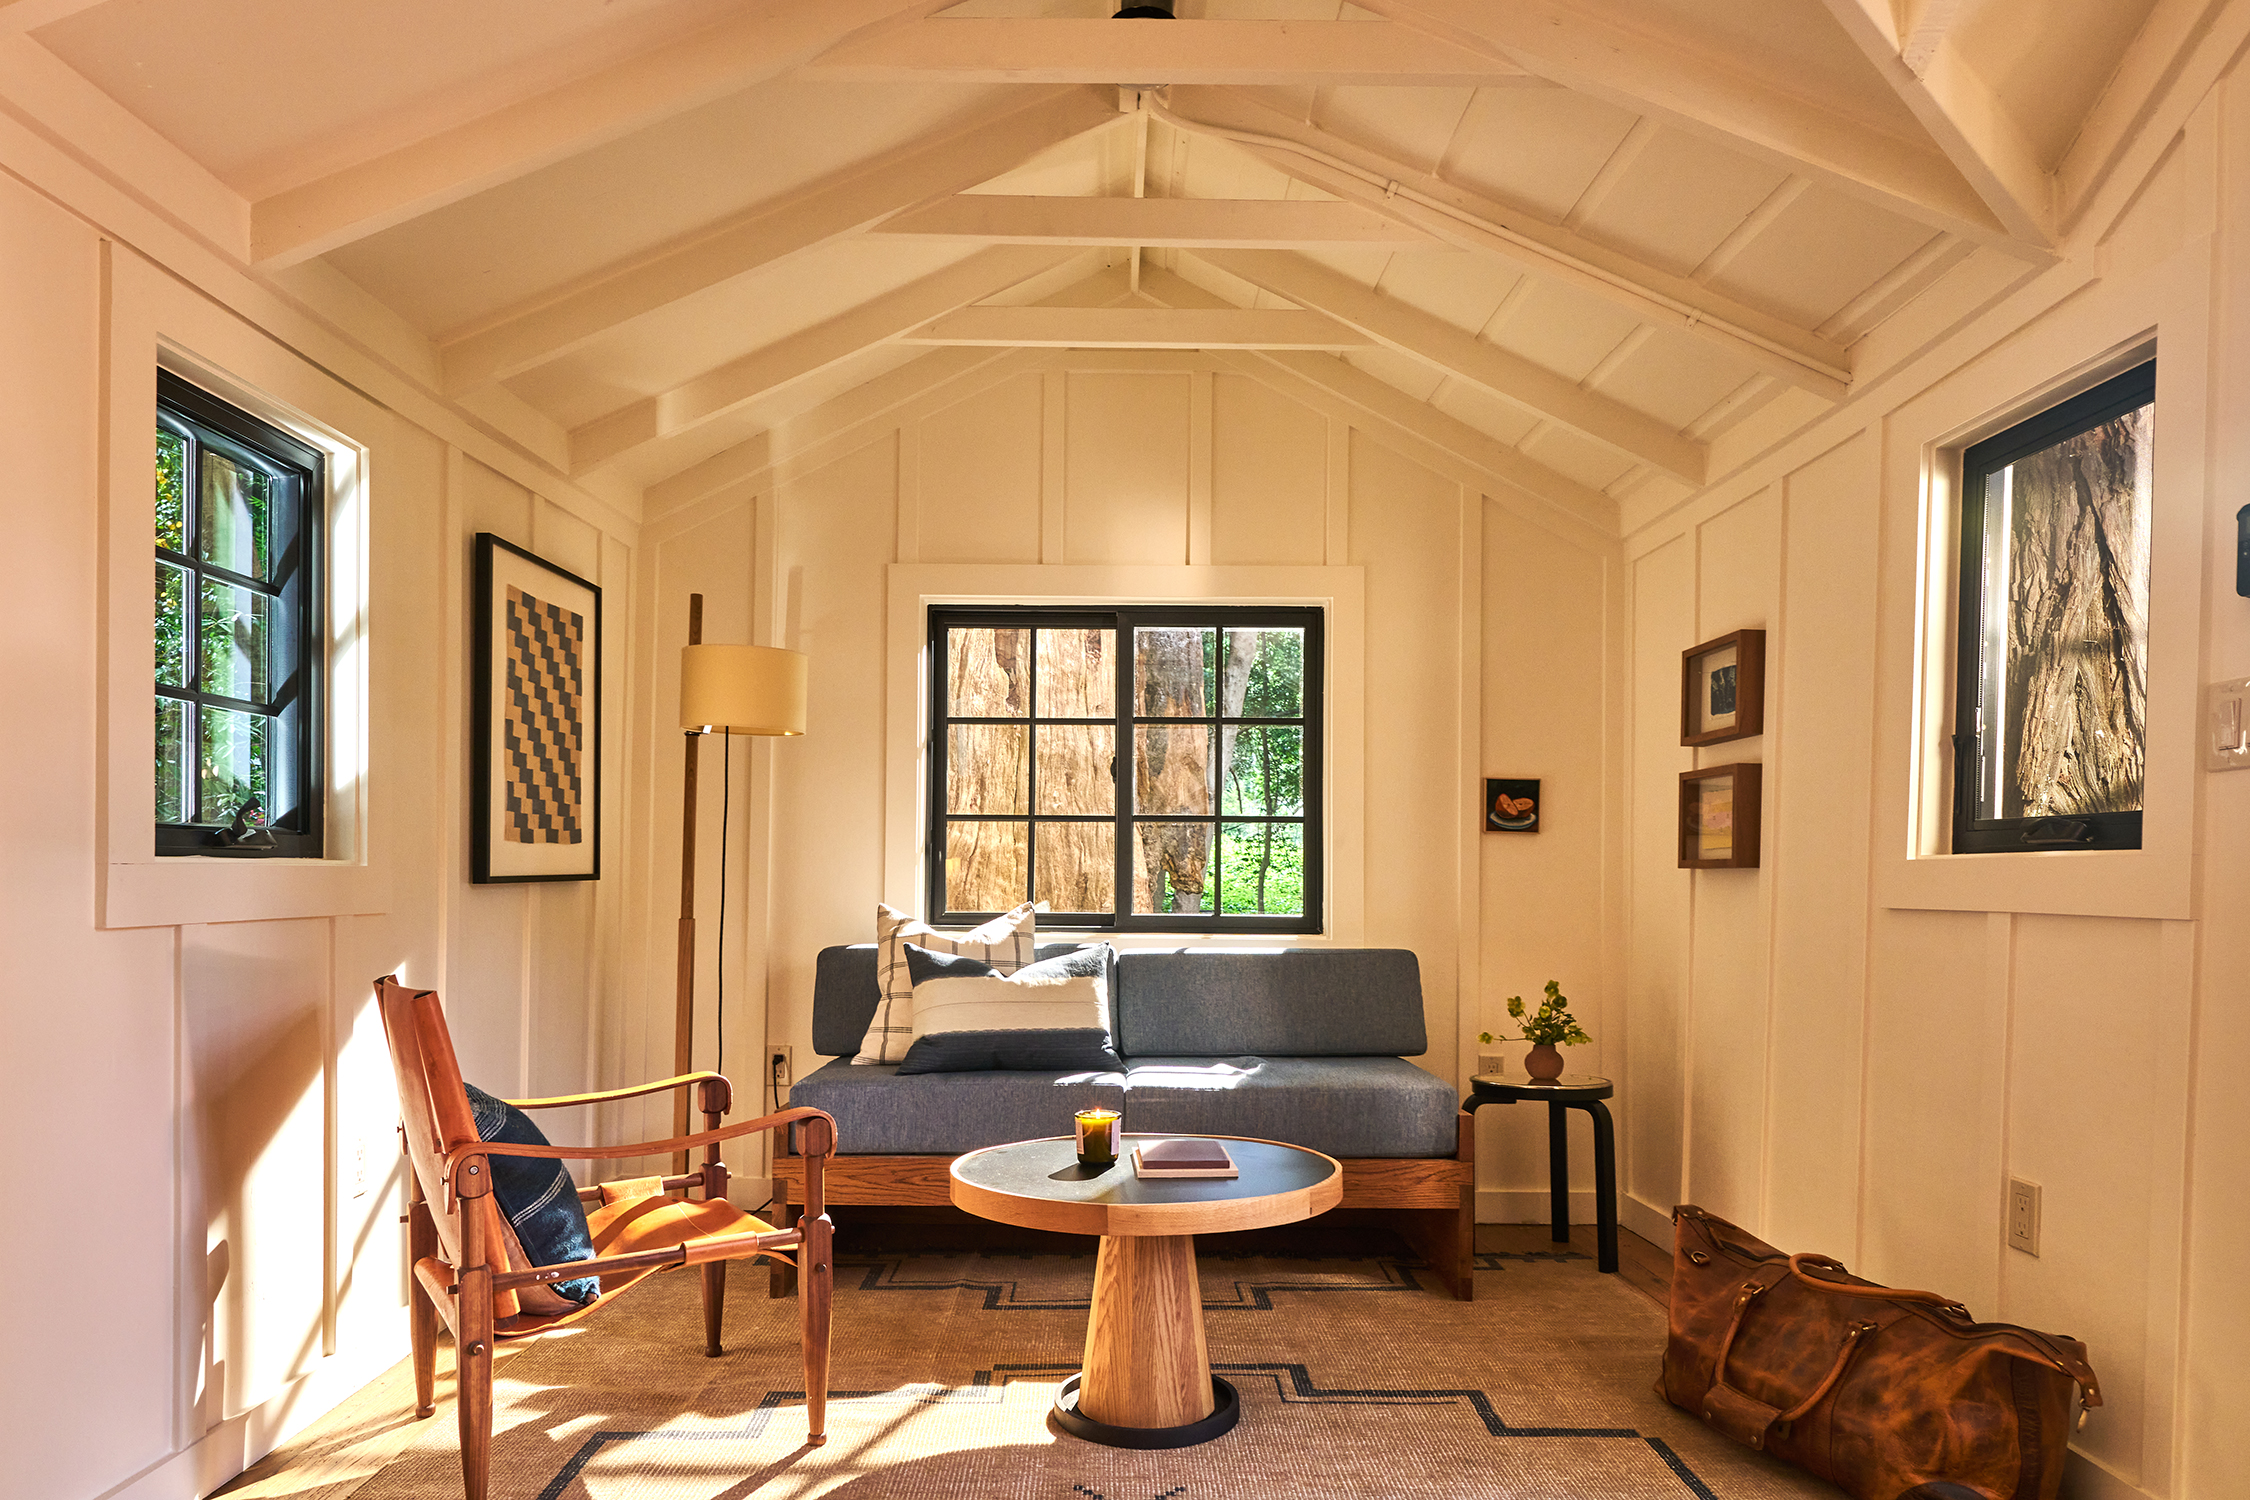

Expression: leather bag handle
xmin=1702 ymin=1276 xmax=1876 ymax=1449
xmin=1785 ymin=1253 xmax=2103 ymax=1409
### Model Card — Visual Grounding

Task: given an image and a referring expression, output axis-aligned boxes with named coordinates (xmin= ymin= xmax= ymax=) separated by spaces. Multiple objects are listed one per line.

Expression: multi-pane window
xmin=155 ymin=372 xmax=324 ymax=857
xmin=929 ymin=607 xmax=1322 ymax=933
xmin=1953 ymin=360 xmax=2154 ymax=853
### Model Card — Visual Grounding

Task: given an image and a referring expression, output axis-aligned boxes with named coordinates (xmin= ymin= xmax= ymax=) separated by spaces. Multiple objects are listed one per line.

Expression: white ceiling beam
xmin=1226 ymin=349 xmax=1619 ymax=536
xmin=0 ymin=0 xmax=112 ymax=31
xmin=801 ymin=18 xmax=1541 ymax=87
xmin=437 ymin=87 xmax=1120 ymax=394
xmin=1351 ymin=0 xmax=2045 ymax=257
xmin=1159 ymin=91 xmax=1853 ymax=400
xmin=644 ymin=345 xmax=1046 ymax=516
xmin=1898 ymin=0 xmax=1995 ymax=74
xmin=899 ymin=305 xmax=1369 ymax=350
xmin=2056 ymin=0 xmax=2236 ymax=236
xmin=872 ymin=194 xmax=1433 ymax=249
xmin=250 ymin=1 xmax=949 ymax=269
xmin=569 ymin=245 xmax=1075 ymax=474
xmin=1812 ymin=0 xmax=2053 ymax=248
xmin=1197 ymin=248 xmax=1705 ymax=486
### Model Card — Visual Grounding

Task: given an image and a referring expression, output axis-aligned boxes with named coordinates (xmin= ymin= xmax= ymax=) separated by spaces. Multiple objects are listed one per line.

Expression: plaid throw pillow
xmin=852 ymin=901 xmax=1037 ymax=1065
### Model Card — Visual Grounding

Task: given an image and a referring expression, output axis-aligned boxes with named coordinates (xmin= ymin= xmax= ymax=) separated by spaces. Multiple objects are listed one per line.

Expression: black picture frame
xmin=471 ymin=533 xmax=601 ymax=883
xmin=1485 ymin=778 xmax=1540 ymax=833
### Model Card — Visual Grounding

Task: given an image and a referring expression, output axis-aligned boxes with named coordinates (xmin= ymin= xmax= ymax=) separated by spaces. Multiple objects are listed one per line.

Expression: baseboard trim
xmin=2065 ymin=1448 xmax=2159 ymax=1500
xmin=96 ymin=1328 xmax=407 ymax=1500
xmin=1621 ymin=1192 xmax=1674 ymax=1249
xmin=1475 ymin=1188 xmax=1602 ymax=1223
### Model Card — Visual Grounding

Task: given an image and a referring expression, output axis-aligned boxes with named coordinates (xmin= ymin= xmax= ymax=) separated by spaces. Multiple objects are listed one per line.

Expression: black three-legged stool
xmin=1461 ymin=1074 xmax=1618 ymax=1273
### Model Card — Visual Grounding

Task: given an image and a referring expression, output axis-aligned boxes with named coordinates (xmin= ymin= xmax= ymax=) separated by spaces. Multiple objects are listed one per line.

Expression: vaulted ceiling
xmin=10 ymin=0 xmax=2200 ymax=526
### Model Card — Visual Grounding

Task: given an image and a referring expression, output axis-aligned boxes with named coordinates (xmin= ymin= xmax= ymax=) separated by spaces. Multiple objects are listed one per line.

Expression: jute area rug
xmin=348 ymin=1242 xmax=1842 ymax=1500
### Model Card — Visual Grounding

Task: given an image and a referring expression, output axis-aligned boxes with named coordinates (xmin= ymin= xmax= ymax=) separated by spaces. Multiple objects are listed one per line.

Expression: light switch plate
xmin=2206 ymin=679 xmax=2250 ymax=770
xmin=2007 ymin=1177 xmax=2041 ymax=1256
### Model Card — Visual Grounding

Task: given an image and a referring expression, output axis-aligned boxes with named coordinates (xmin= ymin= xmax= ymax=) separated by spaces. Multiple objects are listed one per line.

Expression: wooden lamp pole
xmin=673 ymin=593 xmax=705 ymax=1169
xmin=671 ymin=597 xmax=808 ymax=1177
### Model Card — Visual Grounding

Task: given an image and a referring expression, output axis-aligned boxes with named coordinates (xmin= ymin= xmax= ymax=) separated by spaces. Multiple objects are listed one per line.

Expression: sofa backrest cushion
xmin=1112 ymin=949 xmax=1424 ymax=1057
xmin=812 ymin=942 xmax=1094 ymax=1057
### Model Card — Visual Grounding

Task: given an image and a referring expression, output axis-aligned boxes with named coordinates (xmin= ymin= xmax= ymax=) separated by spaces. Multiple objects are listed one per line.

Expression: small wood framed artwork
xmin=1680 ymin=629 xmax=1765 ymax=746
xmin=1678 ymin=763 xmax=1761 ymax=869
xmin=1485 ymin=778 xmax=1540 ymax=832
xmin=472 ymin=533 xmax=602 ymax=882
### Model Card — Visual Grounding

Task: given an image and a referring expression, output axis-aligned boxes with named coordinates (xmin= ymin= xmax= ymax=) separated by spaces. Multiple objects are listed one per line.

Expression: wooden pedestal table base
xmin=951 ymin=1134 xmax=1342 ymax=1450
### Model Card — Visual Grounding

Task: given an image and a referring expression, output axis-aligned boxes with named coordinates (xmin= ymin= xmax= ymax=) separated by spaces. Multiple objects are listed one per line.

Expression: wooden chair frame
xmin=377 ymin=975 xmax=837 ymax=1500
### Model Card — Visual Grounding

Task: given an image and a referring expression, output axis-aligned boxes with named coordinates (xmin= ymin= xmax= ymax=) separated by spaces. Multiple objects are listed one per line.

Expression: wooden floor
xmin=214 ymin=1216 xmax=1672 ymax=1499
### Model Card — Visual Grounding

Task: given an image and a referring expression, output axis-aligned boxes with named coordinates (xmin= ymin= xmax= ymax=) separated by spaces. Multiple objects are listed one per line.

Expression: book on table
xmin=1132 ymin=1138 xmax=1239 ymax=1179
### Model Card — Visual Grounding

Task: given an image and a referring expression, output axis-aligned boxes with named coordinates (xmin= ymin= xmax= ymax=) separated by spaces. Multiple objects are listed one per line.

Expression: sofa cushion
xmin=812 ymin=943 xmax=1095 ymax=1057
xmin=855 ymin=902 xmax=1039 ymax=1064
xmin=1113 ymin=949 xmax=1426 ymax=1058
xmin=896 ymin=943 xmax=1121 ymax=1074
xmin=1118 ymin=1056 xmax=1458 ymax=1158
xmin=790 ymin=1056 xmax=1125 ymax=1155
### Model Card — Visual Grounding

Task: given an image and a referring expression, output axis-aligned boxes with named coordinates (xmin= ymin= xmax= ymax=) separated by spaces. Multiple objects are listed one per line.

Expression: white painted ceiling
xmin=18 ymin=0 xmax=2185 ymax=521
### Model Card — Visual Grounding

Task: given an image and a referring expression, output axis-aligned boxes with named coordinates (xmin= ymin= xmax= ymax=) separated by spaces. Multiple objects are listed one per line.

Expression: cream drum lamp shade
xmin=680 ymin=644 xmax=808 ymax=735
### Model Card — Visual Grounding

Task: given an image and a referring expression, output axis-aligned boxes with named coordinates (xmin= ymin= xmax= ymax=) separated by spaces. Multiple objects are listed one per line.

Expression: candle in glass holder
xmin=1074 ymin=1107 xmax=1120 ymax=1167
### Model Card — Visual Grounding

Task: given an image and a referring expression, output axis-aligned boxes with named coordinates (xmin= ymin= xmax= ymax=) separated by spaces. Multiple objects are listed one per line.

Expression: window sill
xmin=102 ymin=856 xmax=390 ymax=929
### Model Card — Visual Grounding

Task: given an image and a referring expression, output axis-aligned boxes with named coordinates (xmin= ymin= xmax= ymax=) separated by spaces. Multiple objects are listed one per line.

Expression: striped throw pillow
xmin=852 ymin=901 xmax=1038 ymax=1065
xmin=895 ymin=942 xmax=1120 ymax=1074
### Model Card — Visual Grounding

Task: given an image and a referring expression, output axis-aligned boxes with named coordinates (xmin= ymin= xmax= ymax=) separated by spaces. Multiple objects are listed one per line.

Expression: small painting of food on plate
xmin=1485 ymin=778 xmax=1540 ymax=833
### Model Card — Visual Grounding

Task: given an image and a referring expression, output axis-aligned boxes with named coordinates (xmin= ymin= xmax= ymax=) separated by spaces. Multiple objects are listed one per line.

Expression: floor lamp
xmin=675 ymin=592 xmax=808 ymax=1164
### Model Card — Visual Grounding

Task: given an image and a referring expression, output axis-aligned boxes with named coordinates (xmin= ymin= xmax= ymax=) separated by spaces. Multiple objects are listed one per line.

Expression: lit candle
xmin=1074 ymin=1107 xmax=1120 ymax=1167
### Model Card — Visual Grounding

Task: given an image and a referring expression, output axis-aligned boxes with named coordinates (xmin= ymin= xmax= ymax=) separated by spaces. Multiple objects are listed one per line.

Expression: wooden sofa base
xmin=768 ymin=1114 xmax=1476 ymax=1301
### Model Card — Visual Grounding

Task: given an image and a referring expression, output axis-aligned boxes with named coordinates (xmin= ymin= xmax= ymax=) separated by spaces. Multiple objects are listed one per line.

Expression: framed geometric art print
xmin=471 ymin=533 xmax=601 ymax=882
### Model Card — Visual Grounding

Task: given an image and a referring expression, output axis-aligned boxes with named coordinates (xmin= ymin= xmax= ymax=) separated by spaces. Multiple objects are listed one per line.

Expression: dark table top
xmin=1465 ymin=1074 xmax=1614 ymax=1102
xmin=950 ymin=1134 xmax=1341 ymax=1237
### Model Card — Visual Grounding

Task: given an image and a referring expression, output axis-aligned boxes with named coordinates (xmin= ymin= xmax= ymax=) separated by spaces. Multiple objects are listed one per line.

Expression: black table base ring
xmin=1053 ymin=1374 xmax=1241 ymax=1449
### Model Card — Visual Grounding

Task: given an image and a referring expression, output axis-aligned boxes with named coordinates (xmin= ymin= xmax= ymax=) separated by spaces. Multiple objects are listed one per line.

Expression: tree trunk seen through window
xmin=1985 ymin=407 xmax=2152 ymax=820
xmin=1134 ymin=628 xmax=1212 ymax=914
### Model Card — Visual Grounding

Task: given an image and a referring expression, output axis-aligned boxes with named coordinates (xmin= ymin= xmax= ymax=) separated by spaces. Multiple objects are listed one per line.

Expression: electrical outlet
xmin=351 ymin=1136 xmax=369 ymax=1199
xmin=768 ymin=1044 xmax=794 ymax=1094
xmin=1475 ymin=1053 xmax=1505 ymax=1078
xmin=2007 ymin=1177 xmax=2041 ymax=1256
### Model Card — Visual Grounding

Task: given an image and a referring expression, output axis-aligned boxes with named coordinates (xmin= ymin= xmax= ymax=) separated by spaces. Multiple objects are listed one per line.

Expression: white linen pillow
xmin=852 ymin=901 xmax=1037 ymax=1065
xmin=894 ymin=943 xmax=1120 ymax=1074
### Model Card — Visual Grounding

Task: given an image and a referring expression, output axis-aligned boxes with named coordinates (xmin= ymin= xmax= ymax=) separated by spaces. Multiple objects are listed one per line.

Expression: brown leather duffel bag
xmin=1661 ymin=1206 xmax=2101 ymax=1500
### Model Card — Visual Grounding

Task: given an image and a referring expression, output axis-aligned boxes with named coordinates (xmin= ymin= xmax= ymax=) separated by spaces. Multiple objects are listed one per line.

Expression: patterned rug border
xmin=529 ymin=1358 xmax=1719 ymax=1500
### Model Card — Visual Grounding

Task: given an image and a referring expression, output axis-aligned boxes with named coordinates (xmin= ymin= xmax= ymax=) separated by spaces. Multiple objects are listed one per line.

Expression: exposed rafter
xmin=871 ymin=195 xmax=1433 ymax=249
xmin=1157 ymin=90 xmax=1854 ymax=401
xmin=800 ymin=17 xmax=1543 ymax=88
xmin=437 ymin=87 xmax=1121 ymax=393
xmin=1813 ymin=0 xmax=2053 ymax=247
xmin=1136 ymin=266 xmax=1616 ymax=532
xmin=1194 ymin=249 xmax=1704 ymax=486
xmin=644 ymin=345 xmax=1047 ymax=516
xmin=250 ymin=0 xmax=949 ymax=268
xmin=1349 ymin=0 xmax=2048 ymax=258
xmin=899 ymin=305 xmax=1370 ymax=350
xmin=569 ymin=245 xmax=1076 ymax=474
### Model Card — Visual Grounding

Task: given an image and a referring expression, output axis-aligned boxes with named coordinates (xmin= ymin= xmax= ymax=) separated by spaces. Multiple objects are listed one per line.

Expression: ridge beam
xmin=899 ymin=306 xmax=1369 ymax=350
xmin=873 ymin=195 xmax=1433 ymax=249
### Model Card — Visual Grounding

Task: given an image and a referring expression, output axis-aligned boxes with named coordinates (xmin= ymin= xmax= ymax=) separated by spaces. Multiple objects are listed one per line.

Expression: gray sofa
xmin=772 ymin=944 xmax=1476 ymax=1298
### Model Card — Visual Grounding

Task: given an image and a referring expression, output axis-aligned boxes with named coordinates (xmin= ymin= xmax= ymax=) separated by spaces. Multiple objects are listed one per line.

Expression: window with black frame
xmin=155 ymin=372 xmax=324 ymax=857
xmin=929 ymin=606 xmax=1322 ymax=932
xmin=1952 ymin=360 xmax=2154 ymax=854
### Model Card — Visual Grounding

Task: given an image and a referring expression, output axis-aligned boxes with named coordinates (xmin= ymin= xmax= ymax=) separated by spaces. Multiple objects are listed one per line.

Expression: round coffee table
xmin=951 ymin=1133 xmax=1341 ymax=1449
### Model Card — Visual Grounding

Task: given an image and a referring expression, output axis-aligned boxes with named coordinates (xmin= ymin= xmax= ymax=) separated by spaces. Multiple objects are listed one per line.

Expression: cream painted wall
xmin=0 ymin=164 xmax=638 ymax=1499
xmin=1616 ymin=73 xmax=2250 ymax=1500
xmin=625 ymin=359 xmax=1622 ymax=1213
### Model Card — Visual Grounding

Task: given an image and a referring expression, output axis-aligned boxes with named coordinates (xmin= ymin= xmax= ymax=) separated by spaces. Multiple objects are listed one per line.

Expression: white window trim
xmin=1880 ymin=238 xmax=2212 ymax=920
xmin=885 ymin=563 xmax=1366 ymax=945
xmin=100 ymin=246 xmax=384 ymax=928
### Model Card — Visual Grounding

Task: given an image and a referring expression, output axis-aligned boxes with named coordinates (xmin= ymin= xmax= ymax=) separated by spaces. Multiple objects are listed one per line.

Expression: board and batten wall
xmin=0 ymin=161 xmax=637 ymax=1499
xmin=625 ymin=355 xmax=1621 ymax=1217
xmin=1618 ymin=76 xmax=2250 ymax=1500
